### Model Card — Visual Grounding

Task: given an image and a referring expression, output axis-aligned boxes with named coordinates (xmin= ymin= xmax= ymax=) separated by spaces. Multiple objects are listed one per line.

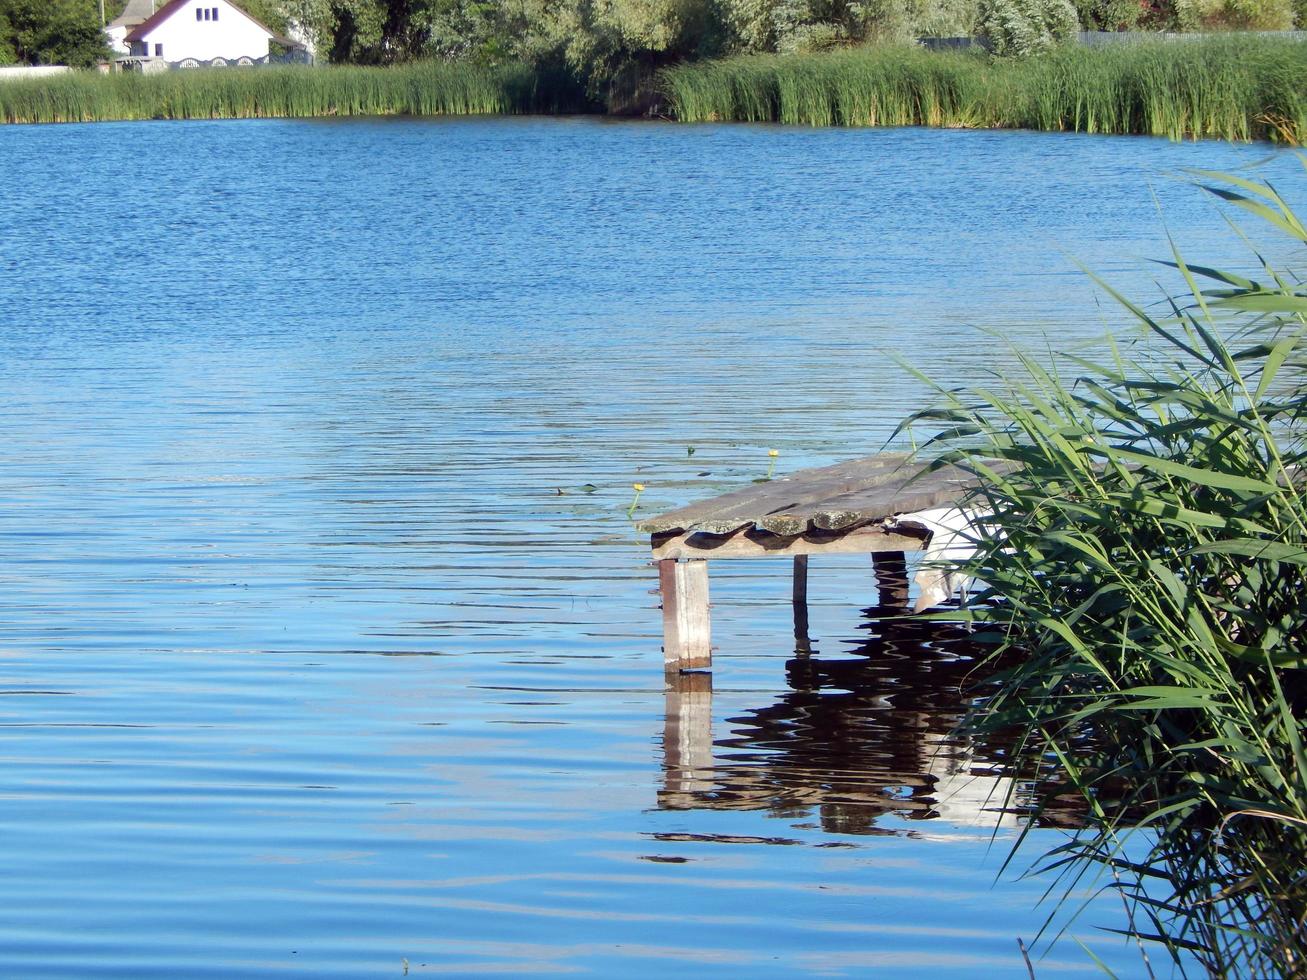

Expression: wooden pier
xmin=637 ymin=453 xmax=990 ymax=673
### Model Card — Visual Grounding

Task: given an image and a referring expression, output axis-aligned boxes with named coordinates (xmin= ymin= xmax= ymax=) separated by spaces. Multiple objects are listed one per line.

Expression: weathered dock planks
xmin=638 ymin=454 xmax=992 ymax=673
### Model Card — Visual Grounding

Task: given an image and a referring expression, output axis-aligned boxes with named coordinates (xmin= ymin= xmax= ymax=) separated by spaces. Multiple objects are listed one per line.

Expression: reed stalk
xmin=663 ymin=37 xmax=1307 ymax=142
xmin=903 ymin=163 xmax=1307 ymax=975
xmin=0 ymin=61 xmax=583 ymax=125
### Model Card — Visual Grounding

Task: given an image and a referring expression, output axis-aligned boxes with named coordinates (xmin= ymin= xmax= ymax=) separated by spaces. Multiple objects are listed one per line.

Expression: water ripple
xmin=0 ymin=116 xmax=1296 ymax=976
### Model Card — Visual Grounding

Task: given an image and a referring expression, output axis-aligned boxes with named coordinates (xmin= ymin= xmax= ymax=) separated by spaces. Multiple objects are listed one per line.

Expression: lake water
xmin=0 ymin=116 xmax=1300 ymax=977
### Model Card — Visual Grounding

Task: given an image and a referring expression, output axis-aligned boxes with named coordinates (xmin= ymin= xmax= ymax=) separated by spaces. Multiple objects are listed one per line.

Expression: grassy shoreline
xmin=664 ymin=37 xmax=1307 ymax=141
xmin=0 ymin=37 xmax=1303 ymax=142
xmin=0 ymin=60 xmax=590 ymax=125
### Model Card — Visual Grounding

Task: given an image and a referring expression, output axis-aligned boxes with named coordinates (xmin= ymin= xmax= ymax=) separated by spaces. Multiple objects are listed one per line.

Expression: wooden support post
xmin=792 ymin=554 xmax=811 ymax=654
xmin=872 ymin=551 xmax=909 ymax=609
xmin=659 ymin=558 xmax=711 ymax=672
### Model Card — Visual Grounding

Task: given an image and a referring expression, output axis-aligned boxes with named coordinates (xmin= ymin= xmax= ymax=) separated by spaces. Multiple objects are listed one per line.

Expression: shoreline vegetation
xmin=910 ymin=165 xmax=1307 ymax=976
xmin=0 ymin=37 xmax=1300 ymax=142
xmin=664 ymin=37 xmax=1307 ymax=141
xmin=0 ymin=61 xmax=580 ymax=124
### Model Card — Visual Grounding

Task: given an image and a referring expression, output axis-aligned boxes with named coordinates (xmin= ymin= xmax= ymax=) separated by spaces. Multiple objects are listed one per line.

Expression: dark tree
xmin=0 ymin=0 xmax=110 ymax=67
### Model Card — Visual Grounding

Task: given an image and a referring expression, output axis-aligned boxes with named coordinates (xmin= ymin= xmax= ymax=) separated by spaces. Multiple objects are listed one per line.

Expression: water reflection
xmin=662 ymin=615 xmax=1080 ymax=834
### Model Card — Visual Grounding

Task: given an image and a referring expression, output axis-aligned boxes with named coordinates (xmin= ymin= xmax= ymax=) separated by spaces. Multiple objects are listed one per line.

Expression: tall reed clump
xmin=662 ymin=36 xmax=1307 ymax=142
xmin=1005 ymin=36 xmax=1307 ymax=141
xmin=0 ymin=61 xmax=583 ymax=125
xmin=904 ymin=166 xmax=1307 ymax=975
xmin=663 ymin=44 xmax=996 ymax=129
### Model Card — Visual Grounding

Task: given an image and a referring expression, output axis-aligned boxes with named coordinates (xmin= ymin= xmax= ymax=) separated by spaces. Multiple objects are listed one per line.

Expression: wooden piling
xmin=659 ymin=558 xmax=711 ymax=672
xmin=792 ymin=555 xmax=811 ymax=653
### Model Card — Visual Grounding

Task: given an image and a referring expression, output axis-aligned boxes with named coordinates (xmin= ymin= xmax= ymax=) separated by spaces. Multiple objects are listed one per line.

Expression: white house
xmin=106 ymin=0 xmax=157 ymax=55
xmin=123 ymin=0 xmax=280 ymax=64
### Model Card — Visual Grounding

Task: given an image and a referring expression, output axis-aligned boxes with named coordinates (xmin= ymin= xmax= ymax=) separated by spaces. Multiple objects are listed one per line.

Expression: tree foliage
xmin=1072 ymin=0 xmax=1141 ymax=30
xmin=236 ymin=0 xmax=293 ymax=34
xmin=978 ymin=0 xmax=1076 ymax=55
xmin=255 ymin=0 xmax=1307 ymax=63
xmin=6 ymin=0 xmax=1305 ymax=94
xmin=1175 ymin=0 xmax=1294 ymax=28
xmin=0 ymin=0 xmax=109 ymax=67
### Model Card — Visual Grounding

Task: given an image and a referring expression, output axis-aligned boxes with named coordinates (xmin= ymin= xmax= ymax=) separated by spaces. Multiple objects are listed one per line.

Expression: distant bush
xmin=1175 ymin=0 xmax=1295 ymax=27
xmin=978 ymin=0 xmax=1078 ymax=56
xmin=1073 ymin=0 xmax=1144 ymax=30
xmin=907 ymin=0 xmax=984 ymax=36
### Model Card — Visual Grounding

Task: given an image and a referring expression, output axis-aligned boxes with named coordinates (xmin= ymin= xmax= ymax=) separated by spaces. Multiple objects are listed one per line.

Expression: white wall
xmin=106 ymin=24 xmax=130 ymax=55
xmin=134 ymin=0 xmax=272 ymax=61
xmin=283 ymin=18 xmax=317 ymax=60
xmin=0 ymin=66 xmax=73 ymax=82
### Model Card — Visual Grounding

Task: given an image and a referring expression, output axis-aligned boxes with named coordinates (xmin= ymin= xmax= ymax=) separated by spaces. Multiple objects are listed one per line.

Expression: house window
xmin=196 ymin=7 xmax=203 ymax=18
xmin=155 ymin=43 xmax=163 ymax=56
xmin=212 ymin=7 xmax=219 ymax=19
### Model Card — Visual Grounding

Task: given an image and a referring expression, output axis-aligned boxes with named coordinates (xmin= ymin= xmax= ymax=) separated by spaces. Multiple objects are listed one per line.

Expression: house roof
xmin=125 ymin=0 xmax=276 ymax=42
xmin=107 ymin=0 xmax=157 ymax=30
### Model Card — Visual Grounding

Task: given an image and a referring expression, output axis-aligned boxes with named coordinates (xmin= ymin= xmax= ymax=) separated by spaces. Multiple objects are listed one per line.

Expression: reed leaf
xmin=911 ymin=165 xmax=1307 ymax=976
xmin=663 ymin=37 xmax=1307 ymax=143
xmin=0 ymin=61 xmax=586 ymax=125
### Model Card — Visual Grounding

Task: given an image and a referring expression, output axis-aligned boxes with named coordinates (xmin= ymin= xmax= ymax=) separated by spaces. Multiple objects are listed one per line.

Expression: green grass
xmin=0 ymin=61 xmax=589 ymax=124
xmin=7 ymin=38 xmax=1304 ymax=137
xmin=904 ymin=164 xmax=1307 ymax=974
xmin=663 ymin=37 xmax=1307 ymax=142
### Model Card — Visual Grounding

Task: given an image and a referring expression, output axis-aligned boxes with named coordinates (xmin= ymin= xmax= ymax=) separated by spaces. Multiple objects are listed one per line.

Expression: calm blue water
xmin=0 ymin=115 xmax=1300 ymax=978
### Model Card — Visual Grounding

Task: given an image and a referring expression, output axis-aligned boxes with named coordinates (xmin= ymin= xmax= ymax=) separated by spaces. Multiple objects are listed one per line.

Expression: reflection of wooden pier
xmin=660 ymin=669 xmax=1010 ymax=831
xmin=658 ymin=621 xmax=1083 ymax=833
xmin=638 ymin=454 xmax=990 ymax=672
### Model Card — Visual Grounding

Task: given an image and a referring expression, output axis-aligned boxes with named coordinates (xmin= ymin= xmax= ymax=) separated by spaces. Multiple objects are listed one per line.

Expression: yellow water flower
xmin=627 ymin=483 xmax=645 ymax=518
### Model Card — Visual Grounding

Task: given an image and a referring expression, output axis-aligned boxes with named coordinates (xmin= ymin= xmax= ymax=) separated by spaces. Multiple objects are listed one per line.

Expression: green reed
xmin=0 ymin=61 xmax=580 ymax=125
xmin=902 ymin=165 xmax=1307 ymax=975
xmin=663 ymin=37 xmax=1307 ymax=142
